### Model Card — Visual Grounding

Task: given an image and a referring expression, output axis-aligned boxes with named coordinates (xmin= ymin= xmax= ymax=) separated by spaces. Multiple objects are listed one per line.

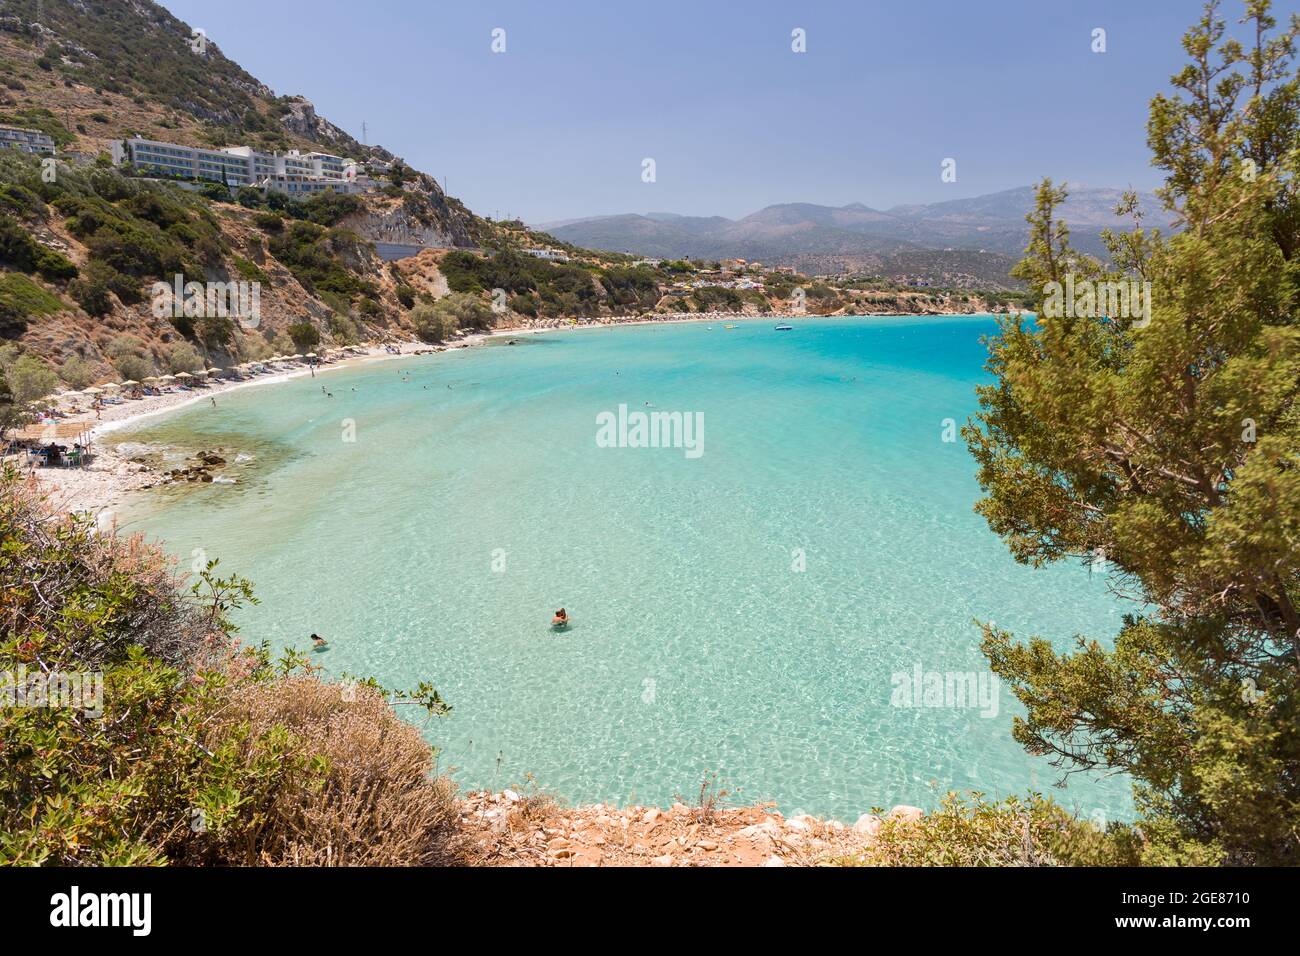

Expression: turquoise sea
xmin=114 ymin=316 xmax=1135 ymax=821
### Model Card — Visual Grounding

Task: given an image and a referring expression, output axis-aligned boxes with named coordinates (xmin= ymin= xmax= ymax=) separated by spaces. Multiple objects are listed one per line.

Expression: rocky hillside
xmin=0 ymin=0 xmax=648 ymax=387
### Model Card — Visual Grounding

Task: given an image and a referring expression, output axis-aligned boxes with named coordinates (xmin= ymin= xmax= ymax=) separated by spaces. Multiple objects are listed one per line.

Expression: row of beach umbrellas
xmin=39 ymin=348 xmax=362 ymax=405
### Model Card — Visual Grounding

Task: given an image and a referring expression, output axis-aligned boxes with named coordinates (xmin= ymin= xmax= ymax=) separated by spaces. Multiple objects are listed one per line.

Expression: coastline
xmin=28 ymin=309 xmax=1000 ymax=517
xmin=25 ymin=341 xmax=454 ymax=517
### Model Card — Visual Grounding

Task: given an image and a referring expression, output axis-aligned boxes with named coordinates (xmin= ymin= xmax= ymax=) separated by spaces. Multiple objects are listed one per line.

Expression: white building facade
xmin=0 ymin=125 xmax=56 ymax=155
xmin=112 ymin=137 xmax=373 ymax=194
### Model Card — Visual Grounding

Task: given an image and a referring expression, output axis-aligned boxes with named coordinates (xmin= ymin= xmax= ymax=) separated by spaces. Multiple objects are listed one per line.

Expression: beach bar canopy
xmin=6 ymin=421 xmax=93 ymax=442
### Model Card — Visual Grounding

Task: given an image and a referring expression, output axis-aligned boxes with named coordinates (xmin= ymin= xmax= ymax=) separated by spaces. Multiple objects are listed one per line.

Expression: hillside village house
xmin=524 ymin=248 xmax=570 ymax=262
xmin=111 ymin=137 xmax=374 ymax=195
xmin=0 ymin=124 xmax=56 ymax=155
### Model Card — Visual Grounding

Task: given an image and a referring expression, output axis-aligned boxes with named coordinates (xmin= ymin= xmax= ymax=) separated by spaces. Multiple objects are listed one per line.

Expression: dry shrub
xmin=205 ymin=677 xmax=465 ymax=866
xmin=1 ymin=474 xmax=216 ymax=668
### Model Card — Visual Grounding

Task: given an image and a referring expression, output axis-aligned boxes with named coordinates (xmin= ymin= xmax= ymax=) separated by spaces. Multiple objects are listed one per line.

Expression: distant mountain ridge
xmin=538 ymin=186 xmax=1176 ymax=281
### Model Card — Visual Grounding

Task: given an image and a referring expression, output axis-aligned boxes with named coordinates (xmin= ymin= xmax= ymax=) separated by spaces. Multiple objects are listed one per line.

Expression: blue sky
xmin=158 ymin=0 xmax=1281 ymax=222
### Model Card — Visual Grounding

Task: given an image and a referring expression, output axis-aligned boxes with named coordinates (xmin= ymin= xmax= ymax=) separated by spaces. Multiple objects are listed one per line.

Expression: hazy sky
xmin=157 ymin=0 xmax=1285 ymax=222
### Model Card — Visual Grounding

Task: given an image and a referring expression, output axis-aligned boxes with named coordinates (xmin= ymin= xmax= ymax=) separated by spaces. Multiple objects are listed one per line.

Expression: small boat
xmin=774 ymin=324 xmax=793 ymax=331
xmin=724 ymin=324 xmax=738 ymax=330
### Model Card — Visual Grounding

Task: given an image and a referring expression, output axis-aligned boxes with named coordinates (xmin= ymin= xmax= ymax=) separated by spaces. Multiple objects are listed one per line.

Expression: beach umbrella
xmin=206 ymin=367 xmax=223 ymax=375
xmin=305 ymin=352 xmax=317 ymax=358
xmin=142 ymin=376 xmax=159 ymax=383
xmin=290 ymin=354 xmax=303 ymax=360
xmin=174 ymin=371 xmax=193 ymax=380
xmin=120 ymin=380 xmax=139 ymax=387
xmin=83 ymin=386 xmax=103 ymax=395
xmin=159 ymin=374 xmax=176 ymax=382
xmin=102 ymin=383 xmax=121 ymax=390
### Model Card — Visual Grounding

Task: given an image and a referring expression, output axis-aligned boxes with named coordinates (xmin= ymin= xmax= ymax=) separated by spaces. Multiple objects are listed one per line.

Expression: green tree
xmin=965 ymin=0 xmax=1300 ymax=865
xmin=165 ymin=341 xmax=204 ymax=374
xmin=410 ymin=293 xmax=494 ymax=342
xmin=7 ymin=353 xmax=58 ymax=404
xmin=410 ymin=300 xmax=455 ymax=343
xmin=58 ymin=355 xmax=96 ymax=389
xmin=287 ymin=320 xmax=321 ymax=353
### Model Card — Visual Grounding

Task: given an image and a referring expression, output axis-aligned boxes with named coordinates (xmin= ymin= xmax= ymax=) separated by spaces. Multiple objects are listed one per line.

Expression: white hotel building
xmin=111 ymin=137 xmax=372 ymax=195
xmin=0 ymin=124 xmax=56 ymax=155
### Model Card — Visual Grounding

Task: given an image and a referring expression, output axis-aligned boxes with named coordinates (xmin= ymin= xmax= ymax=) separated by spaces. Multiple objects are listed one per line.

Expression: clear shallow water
xmin=115 ymin=317 xmax=1134 ymax=821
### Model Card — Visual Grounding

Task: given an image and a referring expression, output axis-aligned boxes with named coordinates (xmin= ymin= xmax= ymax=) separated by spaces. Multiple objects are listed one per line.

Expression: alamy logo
xmin=890 ymin=664 xmax=1000 ymax=717
xmin=1042 ymin=275 xmax=1151 ymax=328
xmin=595 ymin=404 xmax=704 ymax=459
xmin=50 ymin=887 xmax=151 ymax=936
xmin=151 ymin=274 xmax=261 ymax=328
xmin=1 ymin=665 xmax=103 ymax=717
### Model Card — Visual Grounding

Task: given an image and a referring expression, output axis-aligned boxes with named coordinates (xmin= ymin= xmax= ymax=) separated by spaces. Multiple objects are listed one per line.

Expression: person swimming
xmin=311 ymin=633 xmax=328 ymax=649
xmin=551 ymin=608 xmax=569 ymax=628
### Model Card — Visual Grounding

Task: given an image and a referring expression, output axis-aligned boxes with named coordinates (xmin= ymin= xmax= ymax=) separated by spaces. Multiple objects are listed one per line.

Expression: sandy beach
xmin=23 ymin=341 xmax=458 ymax=517
xmin=25 ymin=308 xmax=978 ymax=517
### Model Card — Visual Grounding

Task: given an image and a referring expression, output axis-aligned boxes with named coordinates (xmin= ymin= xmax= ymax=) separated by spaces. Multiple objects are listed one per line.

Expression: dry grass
xmin=204 ymin=677 xmax=466 ymax=866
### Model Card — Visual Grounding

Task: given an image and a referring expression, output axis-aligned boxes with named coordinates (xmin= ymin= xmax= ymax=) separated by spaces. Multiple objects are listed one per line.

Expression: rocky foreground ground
xmin=459 ymin=790 xmax=924 ymax=867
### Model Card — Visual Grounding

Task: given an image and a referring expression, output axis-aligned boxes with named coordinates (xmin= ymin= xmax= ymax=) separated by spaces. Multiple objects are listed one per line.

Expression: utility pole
xmin=361 ymin=122 xmax=368 ymax=146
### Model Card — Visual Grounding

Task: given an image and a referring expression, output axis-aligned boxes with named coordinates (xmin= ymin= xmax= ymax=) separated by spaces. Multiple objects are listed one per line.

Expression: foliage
xmin=58 ymin=355 xmax=96 ymax=389
xmin=0 ymin=107 xmax=74 ymax=149
xmin=5 ymin=352 xmax=57 ymax=403
xmin=232 ymin=255 xmax=270 ymax=285
xmin=327 ymin=312 xmax=360 ymax=345
xmin=164 ymin=341 xmax=204 ymax=374
xmin=265 ymin=220 xmax=366 ymax=298
xmin=411 ymin=292 xmax=493 ymax=342
xmin=964 ymin=0 xmax=1300 ymax=865
xmin=0 ymin=272 xmax=65 ymax=325
xmin=0 ymin=212 xmax=77 ymax=281
xmin=68 ymin=260 xmax=139 ymax=316
xmin=0 ymin=471 xmax=461 ymax=866
xmin=0 ymin=152 xmax=228 ymax=321
xmin=299 ymin=191 xmax=362 ymax=228
xmin=439 ymin=249 xmax=605 ymax=317
xmin=410 ymin=300 xmax=455 ymax=343
xmin=836 ymin=793 xmax=1143 ymax=867
xmin=287 ymin=320 xmax=321 ymax=353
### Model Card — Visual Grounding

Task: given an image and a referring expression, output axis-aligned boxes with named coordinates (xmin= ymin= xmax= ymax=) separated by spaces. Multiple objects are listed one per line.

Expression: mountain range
xmin=538 ymin=186 xmax=1177 ymax=283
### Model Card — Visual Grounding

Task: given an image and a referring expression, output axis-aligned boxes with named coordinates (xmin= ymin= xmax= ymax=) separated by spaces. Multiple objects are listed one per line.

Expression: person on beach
xmin=210 ymin=398 xmax=216 ymax=408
